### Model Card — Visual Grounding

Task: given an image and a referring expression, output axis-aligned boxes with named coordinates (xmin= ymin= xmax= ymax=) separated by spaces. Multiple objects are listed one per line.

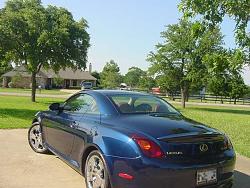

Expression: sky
xmin=0 ymin=0 xmax=249 ymax=84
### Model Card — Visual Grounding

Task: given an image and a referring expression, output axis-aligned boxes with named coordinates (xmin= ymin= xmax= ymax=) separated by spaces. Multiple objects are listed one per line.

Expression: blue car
xmin=28 ymin=90 xmax=235 ymax=188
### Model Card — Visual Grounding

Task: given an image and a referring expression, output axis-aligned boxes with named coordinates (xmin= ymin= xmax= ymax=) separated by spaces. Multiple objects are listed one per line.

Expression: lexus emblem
xmin=200 ymin=144 xmax=208 ymax=152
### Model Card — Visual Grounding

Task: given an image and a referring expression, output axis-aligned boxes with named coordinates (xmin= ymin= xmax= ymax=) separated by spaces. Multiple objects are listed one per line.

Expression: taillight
xmin=132 ymin=135 xmax=164 ymax=158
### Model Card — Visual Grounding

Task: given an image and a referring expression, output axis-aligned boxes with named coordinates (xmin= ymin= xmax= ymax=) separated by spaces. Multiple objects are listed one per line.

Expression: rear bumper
xmin=104 ymin=151 xmax=236 ymax=188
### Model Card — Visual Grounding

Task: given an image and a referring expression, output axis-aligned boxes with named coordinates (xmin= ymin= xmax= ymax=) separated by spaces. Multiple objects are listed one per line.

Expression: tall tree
xmin=138 ymin=74 xmax=156 ymax=91
xmin=148 ymin=19 xmax=223 ymax=108
xmin=124 ymin=67 xmax=146 ymax=88
xmin=245 ymin=86 xmax=250 ymax=98
xmin=0 ymin=0 xmax=90 ymax=101
xmin=179 ymin=0 xmax=250 ymax=63
xmin=204 ymin=49 xmax=247 ymax=102
xmin=91 ymin=71 xmax=101 ymax=87
xmin=204 ymin=50 xmax=231 ymax=98
xmin=100 ymin=60 xmax=122 ymax=88
xmin=229 ymin=73 xmax=247 ymax=104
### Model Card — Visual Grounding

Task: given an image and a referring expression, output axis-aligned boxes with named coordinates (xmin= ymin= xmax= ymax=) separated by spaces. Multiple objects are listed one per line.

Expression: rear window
xmin=109 ymin=94 xmax=179 ymax=114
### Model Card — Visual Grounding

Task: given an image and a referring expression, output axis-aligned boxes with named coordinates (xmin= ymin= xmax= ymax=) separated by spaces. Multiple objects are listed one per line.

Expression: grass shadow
xmin=233 ymin=170 xmax=250 ymax=188
xmin=0 ymin=108 xmax=38 ymax=120
xmin=189 ymin=107 xmax=250 ymax=116
xmin=36 ymin=99 xmax=64 ymax=106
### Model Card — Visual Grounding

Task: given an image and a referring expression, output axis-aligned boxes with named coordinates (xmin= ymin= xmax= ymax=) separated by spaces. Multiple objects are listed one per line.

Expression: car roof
xmin=83 ymin=89 xmax=150 ymax=96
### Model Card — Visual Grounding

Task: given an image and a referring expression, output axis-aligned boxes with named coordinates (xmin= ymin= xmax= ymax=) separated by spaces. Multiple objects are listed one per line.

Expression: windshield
xmin=108 ymin=94 xmax=180 ymax=115
xmin=83 ymin=82 xmax=92 ymax=86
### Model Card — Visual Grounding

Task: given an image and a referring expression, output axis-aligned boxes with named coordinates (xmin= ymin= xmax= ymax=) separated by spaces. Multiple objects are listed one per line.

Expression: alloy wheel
xmin=86 ymin=154 xmax=106 ymax=188
xmin=29 ymin=124 xmax=46 ymax=152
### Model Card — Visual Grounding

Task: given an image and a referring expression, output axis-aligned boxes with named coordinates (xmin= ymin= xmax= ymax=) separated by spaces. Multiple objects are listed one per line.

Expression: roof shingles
xmin=2 ymin=66 xmax=97 ymax=81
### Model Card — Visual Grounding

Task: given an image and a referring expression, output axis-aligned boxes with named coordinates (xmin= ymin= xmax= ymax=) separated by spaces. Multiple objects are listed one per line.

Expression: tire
xmin=84 ymin=150 xmax=111 ymax=188
xmin=28 ymin=122 xmax=49 ymax=154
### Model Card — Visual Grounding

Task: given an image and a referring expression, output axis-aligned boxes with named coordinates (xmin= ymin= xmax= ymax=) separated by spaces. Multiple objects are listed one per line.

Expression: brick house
xmin=1 ymin=64 xmax=96 ymax=89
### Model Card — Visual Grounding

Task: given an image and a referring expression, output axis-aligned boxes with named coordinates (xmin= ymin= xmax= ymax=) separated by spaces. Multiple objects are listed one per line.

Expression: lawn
xmin=173 ymin=104 xmax=250 ymax=158
xmin=0 ymin=87 xmax=70 ymax=95
xmin=0 ymin=95 xmax=249 ymax=158
xmin=0 ymin=96 xmax=63 ymax=129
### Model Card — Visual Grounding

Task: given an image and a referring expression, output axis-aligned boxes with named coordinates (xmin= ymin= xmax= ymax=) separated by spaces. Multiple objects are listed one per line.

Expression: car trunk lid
xmin=158 ymin=132 xmax=227 ymax=163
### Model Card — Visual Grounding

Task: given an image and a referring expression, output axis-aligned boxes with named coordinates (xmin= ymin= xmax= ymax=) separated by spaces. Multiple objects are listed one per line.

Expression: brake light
xmin=132 ymin=135 xmax=164 ymax=158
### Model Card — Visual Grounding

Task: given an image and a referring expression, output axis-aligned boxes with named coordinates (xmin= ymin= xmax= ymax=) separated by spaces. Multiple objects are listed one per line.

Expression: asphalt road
xmin=0 ymin=129 xmax=249 ymax=188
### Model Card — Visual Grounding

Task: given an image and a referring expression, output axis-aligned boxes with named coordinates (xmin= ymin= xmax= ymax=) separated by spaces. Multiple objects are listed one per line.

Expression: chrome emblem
xmin=199 ymin=144 xmax=208 ymax=152
xmin=166 ymin=151 xmax=183 ymax=155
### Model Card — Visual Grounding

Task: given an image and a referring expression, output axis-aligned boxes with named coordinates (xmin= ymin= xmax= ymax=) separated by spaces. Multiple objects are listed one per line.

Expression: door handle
xmin=70 ymin=121 xmax=79 ymax=129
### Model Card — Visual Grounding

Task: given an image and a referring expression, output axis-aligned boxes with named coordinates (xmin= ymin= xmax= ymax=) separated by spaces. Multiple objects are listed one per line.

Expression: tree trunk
xmin=185 ymin=92 xmax=189 ymax=102
xmin=31 ymin=72 xmax=37 ymax=102
xmin=234 ymin=98 xmax=237 ymax=105
xmin=220 ymin=96 xmax=223 ymax=104
xmin=181 ymin=87 xmax=186 ymax=108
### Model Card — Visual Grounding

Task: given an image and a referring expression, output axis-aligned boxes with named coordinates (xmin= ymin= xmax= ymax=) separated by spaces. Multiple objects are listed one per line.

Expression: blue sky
xmin=0 ymin=0 xmax=249 ymax=84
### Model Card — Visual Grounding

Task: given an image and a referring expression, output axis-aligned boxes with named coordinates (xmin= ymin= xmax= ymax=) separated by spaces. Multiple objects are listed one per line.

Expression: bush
xmin=11 ymin=73 xmax=23 ymax=88
xmin=53 ymin=76 xmax=64 ymax=87
xmin=8 ymin=82 xmax=13 ymax=88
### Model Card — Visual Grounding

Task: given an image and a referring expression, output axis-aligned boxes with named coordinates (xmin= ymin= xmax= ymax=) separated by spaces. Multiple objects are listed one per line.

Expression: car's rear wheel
xmin=85 ymin=150 xmax=111 ymax=188
xmin=28 ymin=122 xmax=48 ymax=154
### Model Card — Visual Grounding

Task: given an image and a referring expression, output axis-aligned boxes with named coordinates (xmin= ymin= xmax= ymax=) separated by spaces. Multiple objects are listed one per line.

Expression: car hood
xmin=108 ymin=114 xmax=218 ymax=139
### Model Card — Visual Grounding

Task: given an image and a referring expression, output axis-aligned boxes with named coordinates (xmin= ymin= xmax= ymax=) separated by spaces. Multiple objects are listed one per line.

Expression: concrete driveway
xmin=0 ymin=129 xmax=249 ymax=188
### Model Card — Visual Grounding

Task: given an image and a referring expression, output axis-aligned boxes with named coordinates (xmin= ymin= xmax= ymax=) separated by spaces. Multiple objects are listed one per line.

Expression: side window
xmin=64 ymin=94 xmax=100 ymax=114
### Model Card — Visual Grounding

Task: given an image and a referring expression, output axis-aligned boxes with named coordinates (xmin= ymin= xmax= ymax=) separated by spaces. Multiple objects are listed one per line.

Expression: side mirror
xmin=63 ymin=105 xmax=72 ymax=111
xmin=49 ymin=103 xmax=61 ymax=111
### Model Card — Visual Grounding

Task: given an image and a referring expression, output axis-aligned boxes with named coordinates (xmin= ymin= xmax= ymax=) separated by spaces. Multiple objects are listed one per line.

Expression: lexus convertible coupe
xmin=28 ymin=90 xmax=235 ymax=188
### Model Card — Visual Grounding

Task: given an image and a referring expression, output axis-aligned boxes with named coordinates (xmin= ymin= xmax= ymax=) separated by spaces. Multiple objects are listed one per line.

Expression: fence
xmin=163 ymin=93 xmax=250 ymax=105
xmin=132 ymin=89 xmax=250 ymax=105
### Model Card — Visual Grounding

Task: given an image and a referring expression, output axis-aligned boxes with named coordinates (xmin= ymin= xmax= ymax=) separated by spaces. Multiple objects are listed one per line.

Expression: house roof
xmin=2 ymin=66 xmax=97 ymax=81
xmin=2 ymin=66 xmax=46 ymax=78
xmin=42 ymin=68 xmax=96 ymax=80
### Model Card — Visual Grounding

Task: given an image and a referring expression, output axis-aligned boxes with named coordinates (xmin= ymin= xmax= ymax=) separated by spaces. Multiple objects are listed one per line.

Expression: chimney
xmin=89 ymin=63 xmax=92 ymax=73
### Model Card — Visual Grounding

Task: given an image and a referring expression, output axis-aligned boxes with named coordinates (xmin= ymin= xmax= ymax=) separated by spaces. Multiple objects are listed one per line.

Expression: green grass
xmin=172 ymin=103 xmax=250 ymax=158
xmin=0 ymin=95 xmax=249 ymax=158
xmin=0 ymin=87 xmax=70 ymax=95
xmin=0 ymin=96 xmax=63 ymax=129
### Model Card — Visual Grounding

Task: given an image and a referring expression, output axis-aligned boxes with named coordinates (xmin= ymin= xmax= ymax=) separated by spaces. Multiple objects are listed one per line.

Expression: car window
xmin=64 ymin=94 xmax=99 ymax=114
xmin=111 ymin=96 xmax=132 ymax=105
xmin=134 ymin=97 xmax=159 ymax=112
xmin=109 ymin=94 xmax=179 ymax=114
xmin=83 ymin=82 xmax=92 ymax=86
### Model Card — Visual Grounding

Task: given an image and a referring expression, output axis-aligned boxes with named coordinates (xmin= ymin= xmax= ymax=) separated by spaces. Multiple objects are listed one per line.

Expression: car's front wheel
xmin=28 ymin=122 xmax=48 ymax=154
xmin=85 ymin=150 xmax=111 ymax=188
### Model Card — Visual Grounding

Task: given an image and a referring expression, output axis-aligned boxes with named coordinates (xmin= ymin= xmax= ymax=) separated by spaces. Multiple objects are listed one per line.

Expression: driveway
xmin=0 ymin=92 xmax=70 ymax=99
xmin=0 ymin=129 xmax=249 ymax=188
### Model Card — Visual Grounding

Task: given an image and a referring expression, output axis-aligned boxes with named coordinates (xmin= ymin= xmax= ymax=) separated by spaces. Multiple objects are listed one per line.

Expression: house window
xmin=73 ymin=80 xmax=77 ymax=86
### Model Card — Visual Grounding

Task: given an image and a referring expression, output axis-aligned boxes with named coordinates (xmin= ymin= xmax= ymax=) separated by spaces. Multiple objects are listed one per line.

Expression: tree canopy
xmin=179 ymin=0 xmax=250 ymax=63
xmin=203 ymin=49 xmax=247 ymax=102
xmin=147 ymin=19 xmax=223 ymax=108
xmin=138 ymin=74 xmax=156 ymax=91
xmin=124 ymin=67 xmax=146 ymax=88
xmin=0 ymin=62 xmax=12 ymax=77
xmin=91 ymin=71 xmax=101 ymax=87
xmin=0 ymin=0 xmax=90 ymax=101
xmin=100 ymin=60 xmax=122 ymax=89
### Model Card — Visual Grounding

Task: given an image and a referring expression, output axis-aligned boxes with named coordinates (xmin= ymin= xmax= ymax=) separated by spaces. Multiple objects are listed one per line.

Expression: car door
xmin=44 ymin=94 xmax=87 ymax=157
xmin=69 ymin=94 xmax=101 ymax=166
